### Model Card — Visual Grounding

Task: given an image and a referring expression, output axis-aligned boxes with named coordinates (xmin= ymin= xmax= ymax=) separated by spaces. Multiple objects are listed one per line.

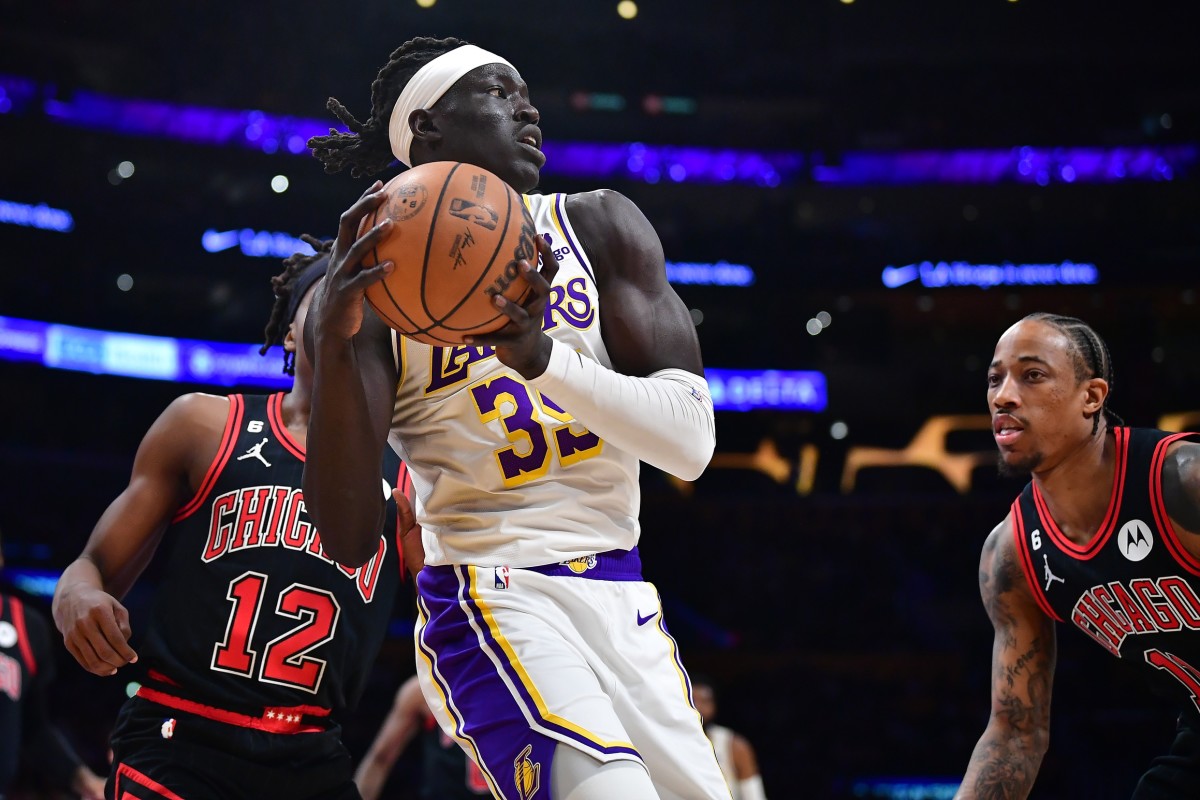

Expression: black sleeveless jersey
xmin=137 ymin=393 xmax=408 ymax=719
xmin=421 ymin=716 xmax=491 ymax=799
xmin=1011 ymin=426 xmax=1200 ymax=711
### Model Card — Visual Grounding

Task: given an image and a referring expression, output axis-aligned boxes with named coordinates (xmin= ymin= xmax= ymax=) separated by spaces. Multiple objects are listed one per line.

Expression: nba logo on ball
xmin=1118 ymin=519 xmax=1154 ymax=562
xmin=494 ymin=566 xmax=511 ymax=590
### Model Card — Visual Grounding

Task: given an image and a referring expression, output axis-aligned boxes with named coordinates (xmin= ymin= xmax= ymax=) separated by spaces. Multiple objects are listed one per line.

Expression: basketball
xmin=358 ymin=161 xmax=538 ymax=346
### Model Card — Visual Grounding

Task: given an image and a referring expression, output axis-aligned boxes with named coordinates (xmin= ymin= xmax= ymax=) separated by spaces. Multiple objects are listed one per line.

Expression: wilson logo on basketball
xmin=484 ymin=219 xmax=538 ymax=298
xmin=388 ymin=184 xmax=427 ymax=221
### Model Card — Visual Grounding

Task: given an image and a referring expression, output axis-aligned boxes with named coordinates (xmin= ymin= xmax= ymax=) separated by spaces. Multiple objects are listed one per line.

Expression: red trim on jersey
xmin=395 ymin=460 xmax=410 ymax=580
xmin=136 ymin=686 xmax=331 ymax=734
xmin=173 ymin=395 xmax=245 ymax=523
xmin=146 ymin=668 xmax=182 ymax=687
xmin=114 ymin=762 xmax=188 ymax=800
xmin=1010 ymin=501 xmax=1063 ymax=621
xmin=1150 ymin=433 xmax=1200 ymax=577
xmin=1031 ymin=426 xmax=1129 ymax=559
xmin=268 ymin=392 xmax=306 ymax=461
xmin=6 ymin=596 xmax=38 ymax=676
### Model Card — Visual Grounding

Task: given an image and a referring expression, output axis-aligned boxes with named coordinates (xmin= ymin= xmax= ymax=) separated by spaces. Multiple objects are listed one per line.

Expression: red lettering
xmin=203 ymin=493 xmax=238 ymax=561
xmin=281 ymin=493 xmax=309 ymax=549
xmin=1080 ymin=587 xmax=1123 ymax=652
xmin=355 ymin=539 xmax=387 ymax=603
xmin=261 ymin=487 xmax=291 ymax=546
xmin=232 ymin=487 xmax=272 ymax=549
xmin=1132 ymin=579 xmax=1182 ymax=631
xmin=1092 ymin=586 xmax=1134 ymax=634
xmin=1159 ymin=578 xmax=1200 ymax=629
xmin=1108 ymin=582 xmax=1157 ymax=634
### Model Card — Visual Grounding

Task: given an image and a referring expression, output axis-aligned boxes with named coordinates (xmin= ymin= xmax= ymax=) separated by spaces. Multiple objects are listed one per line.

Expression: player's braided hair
xmin=308 ymin=36 xmax=470 ymax=178
xmin=1024 ymin=312 xmax=1123 ymax=434
xmin=260 ymin=235 xmax=334 ymax=376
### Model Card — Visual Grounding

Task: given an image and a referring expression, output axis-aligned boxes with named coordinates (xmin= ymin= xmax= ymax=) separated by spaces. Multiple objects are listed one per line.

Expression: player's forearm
xmin=527 ymin=338 xmax=715 ymax=480
xmin=305 ymin=336 xmax=388 ymax=567
xmin=955 ymin=723 xmax=1047 ymax=800
xmin=52 ymin=558 xmax=105 ymax=626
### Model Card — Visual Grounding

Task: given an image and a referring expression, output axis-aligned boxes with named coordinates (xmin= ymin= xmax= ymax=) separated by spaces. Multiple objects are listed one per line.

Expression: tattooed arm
xmin=955 ymin=515 xmax=1057 ymax=800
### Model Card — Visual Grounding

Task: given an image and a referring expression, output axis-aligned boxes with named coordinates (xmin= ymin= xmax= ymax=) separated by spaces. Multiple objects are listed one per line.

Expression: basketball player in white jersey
xmin=304 ymin=37 xmax=727 ymax=800
xmin=692 ymin=677 xmax=768 ymax=800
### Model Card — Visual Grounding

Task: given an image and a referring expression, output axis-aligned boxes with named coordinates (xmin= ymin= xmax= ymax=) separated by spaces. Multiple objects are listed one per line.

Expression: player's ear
xmin=283 ymin=323 xmax=298 ymax=354
xmin=410 ymin=109 xmax=442 ymax=147
xmin=1082 ymin=377 xmax=1108 ymax=417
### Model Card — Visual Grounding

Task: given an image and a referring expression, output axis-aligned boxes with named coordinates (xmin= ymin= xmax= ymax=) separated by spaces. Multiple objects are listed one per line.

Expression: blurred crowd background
xmin=1 ymin=1 xmax=1198 ymax=797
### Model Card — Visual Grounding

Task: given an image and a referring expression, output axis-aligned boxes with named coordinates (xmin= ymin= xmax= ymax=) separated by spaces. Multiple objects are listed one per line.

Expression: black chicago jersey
xmin=1012 ymin=427 xmax=1200 ymax=710
xmin=137 ymin=393 xmax=405 ymax=718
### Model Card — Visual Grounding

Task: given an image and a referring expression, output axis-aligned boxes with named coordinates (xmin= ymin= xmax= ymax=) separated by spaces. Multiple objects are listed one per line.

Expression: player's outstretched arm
xmin=52 ymin=393 xmax=226 ymax=676
xmin=955 ymin=517 xmax=1056 ymax=800
xmin=304 ymin=182 xmax=400 ymax=567
xmin=354 ymin=675 xmax=429 ymax=800
xmin=473 ymin=190 xmax=715 ymax=480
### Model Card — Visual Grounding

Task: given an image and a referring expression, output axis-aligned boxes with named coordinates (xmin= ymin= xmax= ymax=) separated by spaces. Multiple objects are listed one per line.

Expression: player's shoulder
xmin=1162 ymin=435 xmax=1200 ymax=531
xmin=561 ymin=190 xmax=660 ymax=281
xmin=159 ymin=392 xmax=232 ymax=430
xmin=562 ymin=189 xmax=646 ymax=231
xmin=980 ymin=512 xmax=1020 ymax=574
xmin=143 ymin=393 xmax=233 ymax=453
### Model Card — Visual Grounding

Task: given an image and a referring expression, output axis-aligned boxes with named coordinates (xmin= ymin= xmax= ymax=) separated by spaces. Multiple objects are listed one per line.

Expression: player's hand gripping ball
xmin=357 ymin=161 xmax=538 ymax=346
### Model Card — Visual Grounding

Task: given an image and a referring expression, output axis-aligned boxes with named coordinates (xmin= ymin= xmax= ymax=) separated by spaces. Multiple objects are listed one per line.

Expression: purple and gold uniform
xmin=390 ymin=194 xmax=731 ymax=799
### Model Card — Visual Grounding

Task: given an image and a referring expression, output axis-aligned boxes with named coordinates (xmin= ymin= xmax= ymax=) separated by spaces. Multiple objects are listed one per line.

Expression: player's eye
xmin=986 ymin=373 xmax=1001 ymax=387
xmin=487 ymin=86 xmax=506 ymax=98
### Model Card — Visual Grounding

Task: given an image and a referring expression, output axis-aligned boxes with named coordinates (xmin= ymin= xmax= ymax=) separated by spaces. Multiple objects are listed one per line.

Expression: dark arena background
xmin=2 ymin=1 xmax=1199 ymax=798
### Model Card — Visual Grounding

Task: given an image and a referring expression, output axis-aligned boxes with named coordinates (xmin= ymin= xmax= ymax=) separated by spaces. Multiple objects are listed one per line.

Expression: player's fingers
xmin=70 ymin=630 xmax=120 ymax=676
xmin=98 ymin=607 xmax=138 ymax=665
xmin=337 ymin=219 xmax=394 ymax=282
xmin=335 ymin=181 xmax=385 ymax=249
xmin=112 ymin=602 xmax=134 ymax=643
xmin=345 ymin=260 xmax=396 ymax=292
xmin=81 ymin=609 xmax=133 ymax=671
xmin=533 ymin=236 xmax=561 ymax=284
xmin=391 ymin=487 xmax=416 ymax=532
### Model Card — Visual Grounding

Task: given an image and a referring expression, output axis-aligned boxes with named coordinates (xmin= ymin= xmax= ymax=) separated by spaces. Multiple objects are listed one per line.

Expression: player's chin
xmin=997 ymin=449 xmax=1039 ymax=478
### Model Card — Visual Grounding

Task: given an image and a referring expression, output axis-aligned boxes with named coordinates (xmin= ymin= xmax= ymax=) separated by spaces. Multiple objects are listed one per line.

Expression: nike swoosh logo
xmin=636 ymin=610 xmax=658 ymax=626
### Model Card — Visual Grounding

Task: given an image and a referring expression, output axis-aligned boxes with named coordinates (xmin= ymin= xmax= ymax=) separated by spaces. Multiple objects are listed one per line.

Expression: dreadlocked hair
xmin=308 ymin=36 xmax=471 ymax=178
xmin=1024 ymin=312 xmax=1124 ymax=435
xmin=260 ymin=234 xmax=334 ymax=376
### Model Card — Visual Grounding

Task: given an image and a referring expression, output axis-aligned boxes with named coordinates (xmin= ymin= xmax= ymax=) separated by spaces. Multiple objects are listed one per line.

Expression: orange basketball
xmin=358 ymin=161 xmax=537 ymax=346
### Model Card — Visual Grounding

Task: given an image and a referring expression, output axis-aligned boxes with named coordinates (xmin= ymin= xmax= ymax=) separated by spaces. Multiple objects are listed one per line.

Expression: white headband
xmin=387 ymin=44 xmax=514 ymax=167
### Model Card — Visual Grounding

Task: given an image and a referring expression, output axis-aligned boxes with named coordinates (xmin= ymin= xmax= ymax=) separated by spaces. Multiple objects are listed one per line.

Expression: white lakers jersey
xmin=388 ymin=192 xmax=641 ymax=567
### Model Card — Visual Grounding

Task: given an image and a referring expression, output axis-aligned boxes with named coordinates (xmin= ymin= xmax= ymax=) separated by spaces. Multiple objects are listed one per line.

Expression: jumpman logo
xmin=1043 ymin=554 xmax=1065 ymax=591
xmin=237 ymin=438 xmax=272 ymax=467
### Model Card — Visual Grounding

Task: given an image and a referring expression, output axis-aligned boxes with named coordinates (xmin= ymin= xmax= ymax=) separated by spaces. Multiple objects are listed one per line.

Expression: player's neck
xmin=280 ymin=384 xmax=311 ymax=449
xmin=1032 ymin=430 xmax=1115 ymax=545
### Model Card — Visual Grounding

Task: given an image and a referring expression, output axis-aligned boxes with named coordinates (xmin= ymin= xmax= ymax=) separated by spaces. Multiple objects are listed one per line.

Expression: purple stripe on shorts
xmin=416 ymin=567 xmax=558 ymax=800
xmin=523 ymin=547 xmax=642 ymax=581
xmin=455 ymin=567 xmax=642 ymax=759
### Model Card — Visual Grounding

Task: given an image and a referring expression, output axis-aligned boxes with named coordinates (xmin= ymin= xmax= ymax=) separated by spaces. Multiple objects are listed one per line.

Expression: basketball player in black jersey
xmin=51 ymin=240 xmax=416 ymax=800
xmin=956 ymin=313 xmax=1200 ymax=799
xmin=354 ymin=674 xmax=490 ymax=800
xmin=1 ymin=533 xmax=106 ymax=800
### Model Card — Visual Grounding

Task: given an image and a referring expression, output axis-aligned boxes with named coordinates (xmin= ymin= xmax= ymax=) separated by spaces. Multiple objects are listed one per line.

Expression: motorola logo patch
xmin=1118 ymin=519 xmax=1154 ymax=562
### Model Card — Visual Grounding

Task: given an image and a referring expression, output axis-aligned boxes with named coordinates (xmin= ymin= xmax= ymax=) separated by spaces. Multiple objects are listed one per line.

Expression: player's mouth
xmin=993 ymin=414 xmax=1025 ymax=446
xmin=517 ymin=128 xmax=546 ymax=167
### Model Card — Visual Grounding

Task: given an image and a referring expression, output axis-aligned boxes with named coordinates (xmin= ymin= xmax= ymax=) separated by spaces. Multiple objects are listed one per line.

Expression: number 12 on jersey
xmin=212 ymin=571 xmax=341 ymax=694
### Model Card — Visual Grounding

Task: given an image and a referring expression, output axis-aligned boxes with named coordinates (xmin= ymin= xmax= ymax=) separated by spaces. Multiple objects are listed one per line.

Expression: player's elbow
xmin=656 ymin=429 xmax=715 ymax=482
xmin=307 ymin=499 xmax=385 ymax=568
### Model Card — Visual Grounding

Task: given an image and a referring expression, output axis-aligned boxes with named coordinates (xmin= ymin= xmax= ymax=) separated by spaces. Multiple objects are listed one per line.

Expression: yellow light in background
xmin=617 ymin=0 xmax=638 ymax=19
xmin=416 ymin=0 xmax=436 ymax=8
xmin=840 ymin=0 xmax=855 ymax=4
